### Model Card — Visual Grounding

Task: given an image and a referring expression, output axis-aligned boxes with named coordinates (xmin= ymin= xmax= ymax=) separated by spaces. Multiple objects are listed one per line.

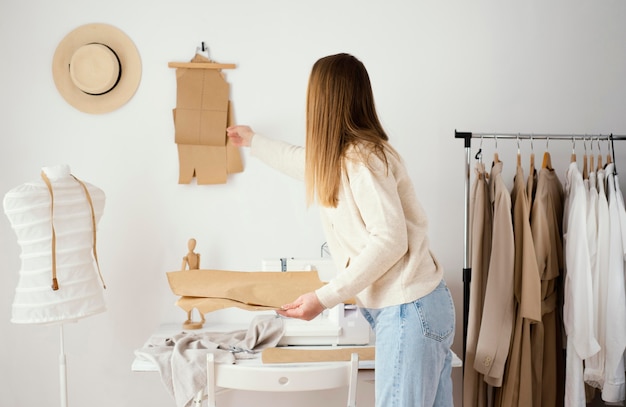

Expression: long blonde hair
xmin=305 ymin=53 xmax=395 ymax=207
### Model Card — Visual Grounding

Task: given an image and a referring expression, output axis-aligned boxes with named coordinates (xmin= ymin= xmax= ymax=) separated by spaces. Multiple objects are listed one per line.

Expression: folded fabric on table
xmin=134 ymin=315 xmax=284 ymax=407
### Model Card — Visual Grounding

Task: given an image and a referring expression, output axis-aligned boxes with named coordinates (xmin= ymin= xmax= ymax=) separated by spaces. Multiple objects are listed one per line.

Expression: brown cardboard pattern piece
xmin=177 ymin=145 xmax=227 ymax=184
xmin=261 ymin=346 xmax=375 ymax=364
xmin=175 ymin=69 xmax=229 ymax=110
xmin=173 ymin=68 xmax=229 ymax=146
xmin=176 ymin=296 xmax=279 ymax=314
xmin=174 ymin=108 xmax=228 ymax=145
xmin=171 ymin=54 xmax=242 ymax=184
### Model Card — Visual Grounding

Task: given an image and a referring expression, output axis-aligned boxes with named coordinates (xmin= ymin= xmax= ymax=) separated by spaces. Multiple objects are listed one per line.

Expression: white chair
xmin=205 ymin=352 xmax=359 ymax=407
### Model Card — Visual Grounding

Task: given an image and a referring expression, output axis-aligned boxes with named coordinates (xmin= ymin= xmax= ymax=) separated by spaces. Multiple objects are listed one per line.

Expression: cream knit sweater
xmin=251 ymin=134 xmax=443 ymax=309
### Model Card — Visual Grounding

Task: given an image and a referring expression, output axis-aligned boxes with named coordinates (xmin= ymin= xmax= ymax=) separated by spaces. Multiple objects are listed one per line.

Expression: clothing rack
xmin=454 ymin=130 xmax=626 ymax=359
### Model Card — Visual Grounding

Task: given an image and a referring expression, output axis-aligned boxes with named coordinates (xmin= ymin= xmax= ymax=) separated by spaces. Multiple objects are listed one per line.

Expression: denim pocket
xmin=412 ymin=282 xmax=455 ymax=342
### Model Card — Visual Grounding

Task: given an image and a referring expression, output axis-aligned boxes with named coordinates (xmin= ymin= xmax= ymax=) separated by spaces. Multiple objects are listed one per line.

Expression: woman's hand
xmin=226 ymin=125 xmax=255 ymax=147
xmin=277 ymin=292 xmax=325 ymax=321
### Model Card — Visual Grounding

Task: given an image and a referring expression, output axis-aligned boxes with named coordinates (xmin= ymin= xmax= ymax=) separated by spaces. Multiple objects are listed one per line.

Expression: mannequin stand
xmin=59 ymin=324 xmax=68 ymax=407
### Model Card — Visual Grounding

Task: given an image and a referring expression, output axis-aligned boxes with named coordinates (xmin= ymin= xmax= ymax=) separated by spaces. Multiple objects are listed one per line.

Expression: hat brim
xmin=52 ymin=23 xmax=142 ymax=114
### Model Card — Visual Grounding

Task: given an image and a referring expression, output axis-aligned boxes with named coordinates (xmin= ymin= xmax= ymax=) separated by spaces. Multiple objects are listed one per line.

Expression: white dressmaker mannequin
xmin=3 ymin=164 xmax=107 ymax=407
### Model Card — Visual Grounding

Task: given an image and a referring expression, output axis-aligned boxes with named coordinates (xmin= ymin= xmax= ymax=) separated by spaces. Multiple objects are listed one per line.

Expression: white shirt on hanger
xmin=584 ymin=169 xmax=609 ymax=389
xmin=601 ymin=164 xmax=626 ymax=403
xmin=563 ymin=161 xmax=600 ymax=407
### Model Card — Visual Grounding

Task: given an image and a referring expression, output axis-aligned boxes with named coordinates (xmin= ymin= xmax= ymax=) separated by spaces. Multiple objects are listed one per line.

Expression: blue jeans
xmin=361 ymin=280 xmax=455 ymax=407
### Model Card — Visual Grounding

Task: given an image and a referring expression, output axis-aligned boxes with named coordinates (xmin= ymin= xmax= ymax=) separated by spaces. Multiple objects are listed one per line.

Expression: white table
xmin=132 ymin=322 xmax=460 ymax=407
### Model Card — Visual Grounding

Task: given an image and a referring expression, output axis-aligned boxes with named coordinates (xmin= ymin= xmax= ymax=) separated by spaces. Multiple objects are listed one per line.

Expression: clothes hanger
xmin=570 ymin=137 xmax=577 ymax=163
xmin=610 ymin=134 xmax=617 ymax=174
xmin=168 ymin=42 xmax=237 ymax=69
xmin=588 ymin=136 xmax=595 ymax=175
xmin=475 ymin=135 xmax=483 ymax=163
xmin=516 ymin=134 xmax=522 ymax=167
xmin=582 ymin=137 xmax=588 ymax=179
xmin=529 ymin=134 xmax=535 ymax=170
xmin=474 ymin=136 xmax=487 ymax=179
xmin=597 ymin=136 xmax=603 ymax=170
xmin=542 ymin=136 xmax=552 ymax=169
xmin=609 ymin=134 xmax=618 ymax=190
xmin=493 ymin=135 xmax=500 ymax=164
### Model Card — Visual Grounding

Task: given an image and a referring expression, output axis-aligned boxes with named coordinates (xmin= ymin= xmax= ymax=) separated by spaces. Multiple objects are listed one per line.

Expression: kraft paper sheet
xmin=167 ymin=269 xmax=326 ymax=312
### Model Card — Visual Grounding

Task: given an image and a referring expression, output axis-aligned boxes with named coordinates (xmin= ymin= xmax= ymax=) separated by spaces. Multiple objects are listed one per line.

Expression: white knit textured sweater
xmin=251 ymin=134 xmax=443 ymax=309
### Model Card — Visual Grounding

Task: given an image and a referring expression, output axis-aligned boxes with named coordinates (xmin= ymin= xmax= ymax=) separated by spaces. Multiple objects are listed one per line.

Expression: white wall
xmin=1 ymin=1 xmax=625 ymax=406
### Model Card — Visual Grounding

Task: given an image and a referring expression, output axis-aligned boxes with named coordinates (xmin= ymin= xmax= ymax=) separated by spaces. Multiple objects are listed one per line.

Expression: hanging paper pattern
xmin=170 ymin=51 xmax=243 ymax=184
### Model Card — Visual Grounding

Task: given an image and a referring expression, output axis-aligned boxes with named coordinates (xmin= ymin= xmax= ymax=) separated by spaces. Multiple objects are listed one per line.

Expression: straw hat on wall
xmin=52 ymin=23 xmax=142 ymax=114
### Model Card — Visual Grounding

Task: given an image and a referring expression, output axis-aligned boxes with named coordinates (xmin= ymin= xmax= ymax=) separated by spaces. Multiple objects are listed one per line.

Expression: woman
xmin=227 ymin=53 xmax=455 ymax=407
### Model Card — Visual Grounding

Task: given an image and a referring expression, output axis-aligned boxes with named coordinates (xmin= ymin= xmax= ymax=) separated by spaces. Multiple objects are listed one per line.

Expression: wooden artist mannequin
xmin=181 ymin=238 xmax=200 ymax=270
xmin=181 ymin=238 xmax=204 ymax=329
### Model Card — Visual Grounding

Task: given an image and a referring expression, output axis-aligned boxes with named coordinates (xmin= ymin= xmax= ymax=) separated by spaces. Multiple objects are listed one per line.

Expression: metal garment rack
xmin=454 ymin=130 xmax=626 ymax=359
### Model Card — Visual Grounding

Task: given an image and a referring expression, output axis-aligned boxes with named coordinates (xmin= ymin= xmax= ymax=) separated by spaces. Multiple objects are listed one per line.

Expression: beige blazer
xmin=497 ymin=162 xmax=542 ymax=406
xmin=474 ymin=161 xmax=516 ymax=387
xmin=530 ymin=166 xmax=565 ymax=407
xmin=463 ymin=162 xmax=493 ymax=407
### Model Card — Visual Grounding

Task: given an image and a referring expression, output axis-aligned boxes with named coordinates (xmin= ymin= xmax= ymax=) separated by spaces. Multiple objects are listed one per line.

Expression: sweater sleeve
xmin=250 ymin=134 xmax=305 ymax=181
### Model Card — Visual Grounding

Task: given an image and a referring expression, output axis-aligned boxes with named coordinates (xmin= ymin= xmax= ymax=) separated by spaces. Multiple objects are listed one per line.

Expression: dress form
xmin=3 ymin=164 xmax=106 ymax=324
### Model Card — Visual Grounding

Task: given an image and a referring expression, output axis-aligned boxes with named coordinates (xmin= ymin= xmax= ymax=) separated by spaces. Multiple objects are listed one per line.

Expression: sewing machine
xmin=261 ymin=257 xmax=372 ymax=346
